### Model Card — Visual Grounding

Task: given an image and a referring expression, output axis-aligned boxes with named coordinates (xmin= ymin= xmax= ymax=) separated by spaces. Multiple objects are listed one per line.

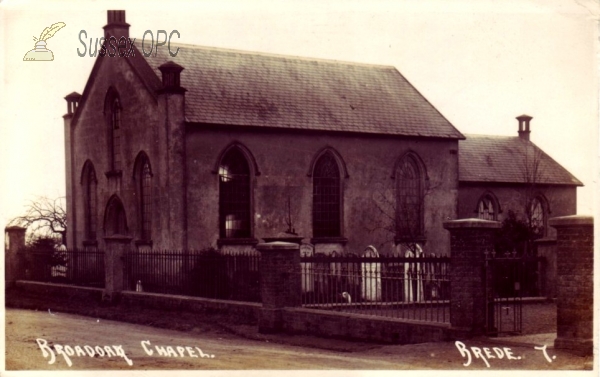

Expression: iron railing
xmin=123 ymin=249 xmax=261 ymax=302
xmin=22 ymin=248 xmax=105 ymax=288
xmin=299 ymin=253 xmax=450 ymax=323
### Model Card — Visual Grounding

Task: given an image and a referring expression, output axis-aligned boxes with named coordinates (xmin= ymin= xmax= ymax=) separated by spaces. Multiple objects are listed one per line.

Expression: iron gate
xmin=484 ymin=251 xmax=546 ymax=335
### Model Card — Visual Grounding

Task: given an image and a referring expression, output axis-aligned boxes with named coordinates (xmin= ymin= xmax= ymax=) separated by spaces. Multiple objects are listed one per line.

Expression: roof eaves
xmin=458 ymin=178 xmax=583 ymax=187
xmin=184 ymin=121 xmax=465 ymax=139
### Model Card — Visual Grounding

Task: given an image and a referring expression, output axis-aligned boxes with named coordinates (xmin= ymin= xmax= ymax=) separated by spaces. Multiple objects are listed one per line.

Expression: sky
xmin=0 ymin=0 xmax=598 ymax=230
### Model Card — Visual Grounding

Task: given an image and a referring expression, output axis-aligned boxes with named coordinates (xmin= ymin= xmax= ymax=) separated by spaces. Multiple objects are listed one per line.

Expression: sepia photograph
xmin=1 ymin=0 xmax=597 ymax=374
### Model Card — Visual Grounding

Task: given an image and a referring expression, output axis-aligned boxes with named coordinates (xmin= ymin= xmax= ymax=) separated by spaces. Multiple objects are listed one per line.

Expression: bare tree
xmin=519 ymin=142 xmax=549 ymax=254
xmin=9 ymin=196 xmax=67 ymax=246
xmin=363 ymin=182 xmax=397 ymax=249
xmin=364 ymin=181 xmax=435 ymax=254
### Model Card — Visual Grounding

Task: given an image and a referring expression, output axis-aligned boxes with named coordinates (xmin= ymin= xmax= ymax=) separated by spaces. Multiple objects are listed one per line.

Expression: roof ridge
xmin=142 ymin=40 xmax=398 ymax=70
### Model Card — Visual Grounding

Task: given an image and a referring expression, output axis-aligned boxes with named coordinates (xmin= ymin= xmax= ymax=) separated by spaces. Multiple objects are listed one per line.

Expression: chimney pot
xmin=64 ymin=92 xmax=82 ymax=115
xmin=517 ymin=114 xmax=532 ymax=141
xmin=108 ymin=10 xmax=126 ymax=24
xmin=103 ymin=10 xmax=130 ymax=39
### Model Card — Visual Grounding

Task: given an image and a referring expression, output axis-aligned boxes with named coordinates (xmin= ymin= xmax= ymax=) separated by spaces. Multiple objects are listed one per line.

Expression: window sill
xmin=105 ymin=169 xmax=122 ymax=179
xmin=217 ymin=238 xmax=259 ymax=247
xmin=310 ymin=237 xmax=348 ymax=245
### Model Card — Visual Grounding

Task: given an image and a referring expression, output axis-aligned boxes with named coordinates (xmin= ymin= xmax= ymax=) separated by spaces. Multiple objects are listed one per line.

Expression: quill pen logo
xmin=24 ymin=22 xmax=66 ymax=61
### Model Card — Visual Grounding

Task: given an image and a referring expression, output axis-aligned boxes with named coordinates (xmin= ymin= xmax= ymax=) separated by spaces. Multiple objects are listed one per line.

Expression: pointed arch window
xmin=396 ymin=155 xmax=424 ymax=241
xmin=529 ymin=196 xmax=546 ymax=238
xmin=477 ymin=194 xmax=498 ymax=221
xmin=82 ymin=162 xmax=98 ymax=240
xmin=312 ymin=152 xmax=341 ymax=238
xmin=219 ymin=148 xmax=251 ymax=238
xmin=110 ymin=97 xmax=122 ymax=171
xmin=135 ymin=154 xmax=153 ymax=241
xmin=105 ymin=196 xmax=128 ymax=236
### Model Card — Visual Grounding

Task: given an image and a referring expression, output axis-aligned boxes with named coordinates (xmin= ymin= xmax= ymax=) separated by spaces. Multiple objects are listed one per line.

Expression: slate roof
xmin=459 ymin=134 xmax=582 ymax=186
xmin=143 ymin=43 xmax=464 ymax=139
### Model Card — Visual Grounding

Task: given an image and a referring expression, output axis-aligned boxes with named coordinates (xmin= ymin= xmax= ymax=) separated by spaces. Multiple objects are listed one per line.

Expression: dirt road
xmin=4 ymin=308 xmax=593 ymax=370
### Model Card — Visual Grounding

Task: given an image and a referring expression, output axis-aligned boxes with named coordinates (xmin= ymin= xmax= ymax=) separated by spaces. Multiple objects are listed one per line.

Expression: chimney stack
xmin=517 ymin=114 xmax=532 ymax=141
xmin=103 ymin=10 xmax=129 ymax=39
xmin=64 ymin=92 xmax=82 ymax=115
xmin=158 ymin=61 xmax=186 ymax=94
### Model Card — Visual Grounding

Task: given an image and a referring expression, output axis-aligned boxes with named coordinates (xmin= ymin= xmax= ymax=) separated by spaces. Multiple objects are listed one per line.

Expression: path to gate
xmin=498 ymin=301 xmax=555 ymax=335
xmin=484 ymin=253 xmax=548 ymax=335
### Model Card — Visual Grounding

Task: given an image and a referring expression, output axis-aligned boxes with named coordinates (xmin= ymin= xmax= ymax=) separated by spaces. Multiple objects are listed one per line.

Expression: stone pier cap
xmin=5 ymin=225 xmax=27 ymax=231
xmin=443 ymin=218 xmax=502 ymax=230
xmin=549 ymin=215 xmax=593 ymax=227
xmin=256 ymin=241 xmax=299 ymax=250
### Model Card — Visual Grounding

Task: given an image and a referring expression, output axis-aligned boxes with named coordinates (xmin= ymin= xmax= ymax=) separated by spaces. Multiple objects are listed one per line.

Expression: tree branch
xmin=9 ymin=196 xmax=67 ymax=245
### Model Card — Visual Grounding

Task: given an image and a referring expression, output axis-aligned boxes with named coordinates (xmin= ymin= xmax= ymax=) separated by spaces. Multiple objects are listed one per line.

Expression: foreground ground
xmin=4 ymin=308 xmax=594 ymax=370
xmin=4 ymin=288 xmax=594 ymax=371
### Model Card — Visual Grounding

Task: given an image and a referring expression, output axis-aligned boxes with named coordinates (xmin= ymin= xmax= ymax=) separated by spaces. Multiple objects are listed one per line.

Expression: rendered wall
xmin=186 ymin=127 xmax=459 ymax=255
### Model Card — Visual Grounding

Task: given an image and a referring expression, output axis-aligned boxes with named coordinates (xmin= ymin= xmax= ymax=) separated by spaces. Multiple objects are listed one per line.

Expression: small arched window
xmin=529 ymin=196 xmax=546 ymax=238
xmin=396 ymin=154 xmax=424 ymax=241
xmin=104 ymin=196 xmax=128 ymax=236
xmin=82 ymin=162 xmax=98 ymax=240
xmin=477 ymin=194 xmax=497 ymax=221
xmin=135 ymin=153 xmax=153 ymax=241
xmin=312 ymin=152 xmax=341 ymax=238
xmin=219 ymin=148 xmax=251 ymax=238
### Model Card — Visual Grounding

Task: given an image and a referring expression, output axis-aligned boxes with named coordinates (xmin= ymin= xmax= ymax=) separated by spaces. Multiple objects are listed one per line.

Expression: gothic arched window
xmin=104 ymin=88 xmax=122 ymax=175
xmin=477 ymin=194 xmax=498 ymax=221
xmin=135 ymin=153 xmax=153 ymax=241
xmin=110 ymin=97 xmax=121 ymax=171
xmin=312 ymin=152 xmax=341 ymax=238
xmin=82 ymin=162 xmax=98 ymax=240
xmin=396 ymin=155 xmax=424 ymax=241
xmin=529 ymin=196 xmax=546 ymax=238
xmin=219 ymin=148 xmax=251 ymax=238
xmin=104 ymin=196 xmax=128 ymax=236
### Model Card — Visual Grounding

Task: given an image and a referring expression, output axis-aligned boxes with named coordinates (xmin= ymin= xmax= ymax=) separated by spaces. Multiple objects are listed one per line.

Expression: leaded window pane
xmin=219 ymin=149 xmax=251 ymax=238
xmin=140 ymin=160 xmax=152 ymax=240
xmin=84 ymin=165 xmax=97 ymax=240
xmin=111 ymin=98 xmax=121 ymax=170
xmin=396 ymin=157 xmax=422 ymax=239
xmin=478 ymin=196 xmax=496 ymax=220
xmin=530 ymin=197 xmax=545 ymax=237
xmin=313 ymin=153 xmax=341 ymax=238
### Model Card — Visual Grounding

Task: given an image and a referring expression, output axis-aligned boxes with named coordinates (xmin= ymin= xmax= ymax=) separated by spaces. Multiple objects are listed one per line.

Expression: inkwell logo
xmin=23 ymin=22 xmax=66 ymax=61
